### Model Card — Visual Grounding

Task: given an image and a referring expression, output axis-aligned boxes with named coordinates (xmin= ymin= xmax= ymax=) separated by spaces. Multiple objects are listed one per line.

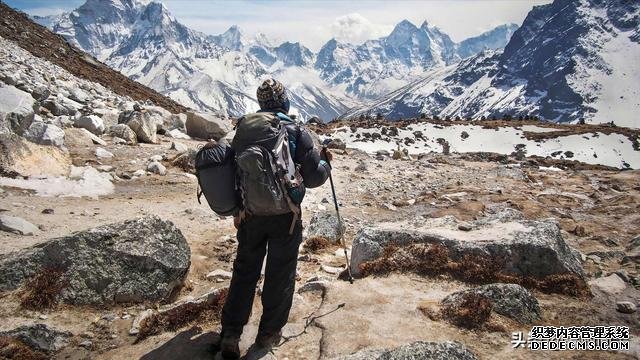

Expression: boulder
xmin=74 ymin=115 xmax=105 ymax=135
xmin=108 ymin=124 xmax=137 ymax=145
xmin=68 ymin=87 xmax=89 ymax=104
xmin=336 ymin=341 xmax=477 ymax=360
xmin=327 ymin=138 xmax=346 ymax=150
xmin=441 ymin=283 xmax=541 ymax=324
xmin=307 ymin=211 xmax=345 ymax=244
xmin=616 ymin=301 xmax=636 ymax=314
xmin=63 ymin=128 xmax=105 ymax=147
xmin=0 ymin=215 xmax=39 ymax=235
xmin=589 ymin=274 xmax=627 ymax=296
xmin=147 ymin=161 xmax=167 ymax=175
xmin=121 ymin=111 xmax=159 ymax=143
xmin=95 ymin=147 xmax=114 ymax=159
xmin=0 ymin=323 xmax=72 ymax=354
xmin=185 ymin=111 xmax=230 ymax=140
xmin=145 ymin=106 xmax=186 ymax=132
xmin=350 ymin=210 xmax=586 ymax=284
xmin=172 ymin=149 xmax=197 ymax=173
xmin=0 ymin=84 xmax=36 ymax=135
xmin=0 ymin=216 xmax=191 ymax=305
xmin=24 ymin=122 xmax=65 ymax=147
xmin=0 ymin=133 xmax=71 ymax=178
xmin=167 ymin=128 xmax=191 ymax=140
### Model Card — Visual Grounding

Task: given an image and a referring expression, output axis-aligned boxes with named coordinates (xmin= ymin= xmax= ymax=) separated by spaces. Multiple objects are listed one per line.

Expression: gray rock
xmin=95 ymin=147 xmax=114 ymax=159
xmin=75 ymin=115 xmax=105 ymax=135
xmin=589 ymin=274 xmax=627 ymax=296
xmin=108 ymin=124 xmax=137 ymax=145
xmin=167 ymin=128 xmax=191 ymax=140
xmin=0 ymin=215 xmax=39 ymax=235
xmin=0 ymin=216 xmax=191 ymax=305
xmin=170 ymin=141 xmax=188 ymax=152
xmin=147 ymin=161 xmax=166 ymax=175
xmin=122 ymin=111 xmax=159 ymax=143
xmin=0 ymin=324 xmax=72 ymax=354
xmin=0 ymin=84 xmax=36 ymax=135
xmin=24 ymin=122 xmax=65 ymax=147
xmin=68 ymin=88 xmax=89 ymax=104
xmin=298 ymin=280 xmax=328 ymax=294
xmin=350 ymin=209 xmax=586 ymax=283
xmin=307 ymin=211 xmax=345 ymax=244
xmin=31 ymin=85 xmax=50 ymax=102
xmin=185 ymin=111 xmax=230 ymax=140
xmin=616 ymin=301 xmax=636 ymax=314
xmin=328 ymin=138 xmax=346 ymax=150
xmin=336 ymin=341 xmax=477 ymax=360
xmin=442 ymin=283 xmax=541 ymax=323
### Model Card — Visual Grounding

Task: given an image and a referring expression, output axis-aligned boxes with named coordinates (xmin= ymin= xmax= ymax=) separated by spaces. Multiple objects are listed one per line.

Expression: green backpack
xmin=232 ymin=112 xmax=302 ymax=232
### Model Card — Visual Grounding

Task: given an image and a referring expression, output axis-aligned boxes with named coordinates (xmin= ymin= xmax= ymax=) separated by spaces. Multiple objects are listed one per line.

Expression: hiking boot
xmin=255 ymin=330 xmax=282 ymax=349
xmin=219 ymin=334 xmax=240 ymax=359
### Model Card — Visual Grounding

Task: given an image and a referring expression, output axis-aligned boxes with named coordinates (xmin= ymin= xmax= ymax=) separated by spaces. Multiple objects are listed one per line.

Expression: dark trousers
xmin=221 ymin=212 xmax=302 ymax=337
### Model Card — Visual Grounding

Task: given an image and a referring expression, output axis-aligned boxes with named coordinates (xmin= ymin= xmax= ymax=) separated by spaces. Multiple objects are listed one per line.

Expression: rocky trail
xmin=0 ymin=7 xmax=640 ymax=359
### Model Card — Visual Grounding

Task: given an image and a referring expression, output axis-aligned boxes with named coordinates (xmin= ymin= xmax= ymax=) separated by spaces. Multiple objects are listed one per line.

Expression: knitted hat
xmin=256 ymin=79 xmax=289 ymax=112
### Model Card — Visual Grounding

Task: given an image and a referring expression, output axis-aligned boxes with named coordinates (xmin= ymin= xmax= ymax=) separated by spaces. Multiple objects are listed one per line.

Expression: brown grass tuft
xmin=303 ymin=236 xmax=333 ymax=253
xmin=359 ymin=242 xmax=591 ymax=297
xmin=137 ymin=288 xmax=228 ymax=341
xmin=441 ymin=292 xmax=493 ymax=329
xmin=0 ymin=336 xmax=48 ymax=360
xmin=20 ymin=267 xmax=67 ymax=310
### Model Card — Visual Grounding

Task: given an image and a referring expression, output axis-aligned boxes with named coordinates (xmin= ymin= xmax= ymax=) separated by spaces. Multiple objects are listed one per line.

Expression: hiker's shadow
xmin=140 ymin=326 xmax=219 ymax=360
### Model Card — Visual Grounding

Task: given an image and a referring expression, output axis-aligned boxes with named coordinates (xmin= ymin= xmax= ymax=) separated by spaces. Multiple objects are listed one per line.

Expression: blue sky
xmin=6 ymin=0 xmax=551 ymax=50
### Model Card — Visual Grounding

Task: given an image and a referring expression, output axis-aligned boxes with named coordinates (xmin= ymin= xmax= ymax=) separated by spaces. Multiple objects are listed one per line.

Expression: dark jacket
xmin=285 ymin=123 xmax=330 ymax=189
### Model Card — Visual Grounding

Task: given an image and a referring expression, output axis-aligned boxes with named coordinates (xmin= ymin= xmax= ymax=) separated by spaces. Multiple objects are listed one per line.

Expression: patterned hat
xmin=256 ymin=79 xmax=289 ymax=112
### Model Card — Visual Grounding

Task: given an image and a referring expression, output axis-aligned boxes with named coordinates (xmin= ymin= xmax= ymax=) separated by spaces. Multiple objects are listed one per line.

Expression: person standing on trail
xmin=214 ymin=78 xmax=332 ymax=359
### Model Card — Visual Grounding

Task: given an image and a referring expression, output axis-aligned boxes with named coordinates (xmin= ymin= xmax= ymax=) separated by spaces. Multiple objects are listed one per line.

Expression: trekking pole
xmin=322 ymin=140 xmax=354 ymax=284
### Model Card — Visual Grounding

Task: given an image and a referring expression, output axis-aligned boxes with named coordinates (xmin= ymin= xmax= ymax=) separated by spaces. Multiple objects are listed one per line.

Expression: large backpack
xmin=232 ymin=112 xmax=303 ymax=232
xmin=195 ymin=141 xmax=240 ymax=216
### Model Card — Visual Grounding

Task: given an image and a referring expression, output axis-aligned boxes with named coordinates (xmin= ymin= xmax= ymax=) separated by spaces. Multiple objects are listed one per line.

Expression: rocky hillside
xmin=0 ymin=1 xmax=187 ymax=115
xmin=347 ymin=0 xmax=640 ymax=127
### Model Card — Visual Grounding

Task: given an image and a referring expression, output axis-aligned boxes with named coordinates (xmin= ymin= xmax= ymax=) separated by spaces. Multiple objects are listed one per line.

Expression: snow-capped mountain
xmin=34 ymin=0 xmax=519 ymax=122
xmin=314 ymin=21 xmax=517 ymax=100
xmin=349 ymin=0 xmax=640 ymax=127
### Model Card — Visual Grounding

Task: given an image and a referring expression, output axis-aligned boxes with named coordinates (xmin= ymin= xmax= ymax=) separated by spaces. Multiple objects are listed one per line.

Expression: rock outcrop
xmin=0 ymin=216 xmax=191 ymax=305
xmin=336 ymin=341 xmax=477 ymax=360
xmin=0 ymin=83 xmax=36 ymax=135
xmin=185 ymin=111 xmax=230 ymax=140
xmin=350 ymin=210 xmax=586 ymax=293
xmin=0 ymin=133 xmax=71 ymax=177
xmin=0 ymin=324 xmax=72 ymax=354
xmin=441 ymin=283 xmax=541 ymax=324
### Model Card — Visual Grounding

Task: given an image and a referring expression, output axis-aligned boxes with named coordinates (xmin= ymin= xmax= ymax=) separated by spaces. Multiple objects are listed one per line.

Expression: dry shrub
xmin=441 ymin=292 xmax=493 ymax=329
xmin=20 ymin=267 xmax=67 ymax=310
xmin=137 ymin=288 xmax=228 ymax=341
xmin=0 ymin=336 xmax=48 ymax=360
xmin=359 ymin=242 xmax=591 ymax=297
xmin=303 ymin=236 xmax=332 ymax=253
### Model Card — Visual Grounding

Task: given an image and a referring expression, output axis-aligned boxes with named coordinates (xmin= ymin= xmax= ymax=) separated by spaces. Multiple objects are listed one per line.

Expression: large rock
xmin=120 ymin=110 xmax=159 ymax=143
xmin=336 ymin=341 xmax=477 ymax=360
xmin=0 ymin=216 xmax=191 ymax=305
xmin=63 ymin=128 xmax=104 ymax=147
xmin=24 ymin=122 xmax=65 ymax=147
xmin=74 ymin=115 xmax=105 ymax=135
xmin=350 ymin=210 xmax=586 ymax=282
xmin=145 ymin=106 xmax=186 ymax=132
xmin=0 ymin=133 xmax=71 ymax=177
xmin=0 ymin=324 xmax=72 ymax=354
xmin=108 ymin=124 xmax=137 ymax=145
xmin=0 ymin=83 xmax=36 ymax=135
xmin=307 ymin=211 xmax=345 ymax=243
xmin=185 ymin=111 xmax=230 ymax=140
xmin=441 ymin=283 xmax=541 ymax=324
xmin=0 ymin=215 xmax=39 ymax=236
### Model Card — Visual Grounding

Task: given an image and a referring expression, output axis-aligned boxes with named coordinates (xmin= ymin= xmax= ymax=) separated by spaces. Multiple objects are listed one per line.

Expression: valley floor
xmin=1 ymin=131 xmax=639 ymax=359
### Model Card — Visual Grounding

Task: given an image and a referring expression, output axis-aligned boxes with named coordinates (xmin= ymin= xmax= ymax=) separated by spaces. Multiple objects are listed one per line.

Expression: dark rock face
xmin=442 ymin=283 xmax=541 ymax=324
xmin=0 ymin=324 xmax=72 ymax=354
xmin=0 ymin=216 xmax=191 ymax=306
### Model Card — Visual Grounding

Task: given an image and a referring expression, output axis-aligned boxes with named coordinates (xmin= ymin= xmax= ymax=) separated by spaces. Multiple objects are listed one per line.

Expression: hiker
xmin=215 ymin=79 xmax=332 ymax=359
